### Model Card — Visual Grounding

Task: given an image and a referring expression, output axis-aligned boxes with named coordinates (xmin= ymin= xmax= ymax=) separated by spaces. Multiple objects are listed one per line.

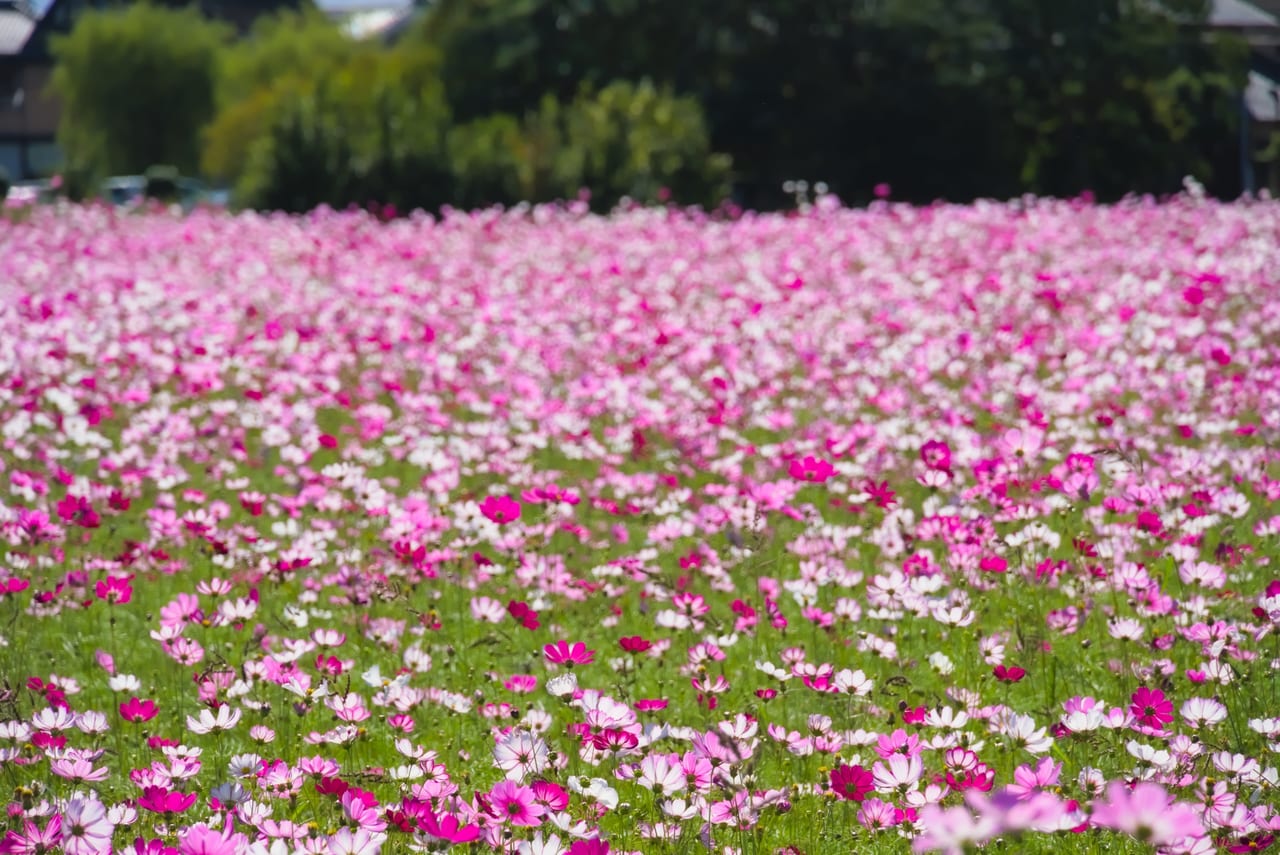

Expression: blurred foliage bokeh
xmin=48 ymin=0 xmax=1255 ymax=211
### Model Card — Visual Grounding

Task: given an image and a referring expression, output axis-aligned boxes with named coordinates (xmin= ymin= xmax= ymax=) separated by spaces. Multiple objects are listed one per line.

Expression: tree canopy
xmin=46 ymin=0 xmax=1256 ymax=209
xmin=50 ymin=4 xmax=231 ymax=180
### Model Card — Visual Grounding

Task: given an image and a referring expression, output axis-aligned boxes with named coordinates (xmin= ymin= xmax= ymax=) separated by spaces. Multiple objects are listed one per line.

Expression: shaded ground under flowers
xmin=0 ymin=194 xmax=1277 ymax=854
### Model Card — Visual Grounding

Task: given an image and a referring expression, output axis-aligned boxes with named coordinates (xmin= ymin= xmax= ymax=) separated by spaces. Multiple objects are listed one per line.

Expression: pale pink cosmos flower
xmin=326 ymin=828 xmax=386 ymax=855
xmin=60 ymin=797 xmax=112 ymax=855
xmin=872 ymin=754 xmax=924 ymax=794
xmin=51 ymin=756 xmax=110 ymax=784
xmin=177 ymin=821 xmax=250 ymax=855
xmin=913 ymin=801 xmax=1000 ymax=854
xmin=1090 ymin=781 xmax=1204 ymax=847
xmin=637 ymin=753 xmax=687 ymax=796
xmin=493 ymin=730 xmax=550 ymax=781
xmin=1180 ymin=697 xmax=1229 ymax=729
xmin=1006 ymin=757 xmax=1061 ymax=799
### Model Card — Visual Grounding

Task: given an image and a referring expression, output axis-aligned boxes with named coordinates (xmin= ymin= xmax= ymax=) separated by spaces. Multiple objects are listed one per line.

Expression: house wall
xmin=0 ymin=63 xmax=59 ymax=136
xmin=0 ymin=63 xmax=60 ymax=178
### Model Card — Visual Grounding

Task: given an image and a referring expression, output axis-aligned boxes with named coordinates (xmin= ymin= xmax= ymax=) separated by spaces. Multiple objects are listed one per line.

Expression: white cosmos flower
xmin=546 ymin=673 xmax=579 ymax=697
xmin=107 ymin=674 xmax=141 ymax=693
xmin=282 ymin=678 xmax=330 ymax=700
xmin=517 ymin=831 xmax=565 ymax=855
xmin=360 ymin=665 xmax=409 ymax=690
xmin=754 ymin=661 xmax=792 ymax=681
xmin=281 ymin=605 xmax=309 ymax=628
xmin=387 ymin=765 xmax=424 ymax=781
xmin=186 ymin=706 xmax=242 ymax=735
xmin=662 ymin=798 xmax=699 ymax=820
xmin=834 ymin=668 xmax=874 ymax=696
xmin=567 ymin=777 xmax=619 ymax=810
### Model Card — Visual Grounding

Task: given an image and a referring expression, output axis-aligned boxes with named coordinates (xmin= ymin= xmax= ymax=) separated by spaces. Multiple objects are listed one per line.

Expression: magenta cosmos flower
xmin=544 ymin=640 xmax=595 ymax=667
xmin=788 ymin=455 xmax=834 ymax=483
xmin=479 ymin=495 xmax=522 ymax=524
xmin=1130 ymin=687 xmax=1174 ymax=730
xmin=138 ymin=786 xmax=197 ymax=814
xmin=831 ymin=764 xmax=874 ymax=801
xmin=920 ymin=439 xmax=952 ymax=471
xmin=120 ymin=697 xmax=158 ymax=723
xmin=487 ymin=780 xmax=545 ymax=826
xmin=419 ymin=811 xmax=481 ymax=844
xmin=568 ymin=841 xmax=610 ymax=855
xmin=993 ymin=665 xmax=1026 ymax=683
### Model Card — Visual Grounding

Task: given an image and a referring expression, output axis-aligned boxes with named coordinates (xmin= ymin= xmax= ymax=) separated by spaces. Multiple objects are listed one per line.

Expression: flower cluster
xmin=0 ymin=196 xmax=1276 ymax=854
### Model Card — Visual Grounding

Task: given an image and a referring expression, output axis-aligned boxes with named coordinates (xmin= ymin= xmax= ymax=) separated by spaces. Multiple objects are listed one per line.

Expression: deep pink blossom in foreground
xmin=1090 ymin=781 xmax=1205 ymax=847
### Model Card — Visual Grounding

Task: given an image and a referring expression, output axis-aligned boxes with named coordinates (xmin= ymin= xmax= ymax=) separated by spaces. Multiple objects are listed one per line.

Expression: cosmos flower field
xmin=0 ymin=195 xmax=1278 ymax=855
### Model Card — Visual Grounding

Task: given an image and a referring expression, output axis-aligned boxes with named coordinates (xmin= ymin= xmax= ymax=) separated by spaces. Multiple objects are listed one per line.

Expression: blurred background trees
xmin=49 ymin=3 xmax=229 ymax=182
xmin=43 ymin=0 xmax=1258 ymax=211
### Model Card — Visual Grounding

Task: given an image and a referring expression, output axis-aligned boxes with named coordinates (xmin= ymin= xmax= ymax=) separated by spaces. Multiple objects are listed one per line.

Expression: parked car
xmin=99 ymin=175 xmax=220 ymax=211
xmin=4 ymin=179 xmax=57 ymax=207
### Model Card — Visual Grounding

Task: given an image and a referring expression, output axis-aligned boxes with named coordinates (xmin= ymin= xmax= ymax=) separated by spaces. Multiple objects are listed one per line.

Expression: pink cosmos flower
xmin=504 ymin=674 xmax=537 ymax=693
xmin=341 ymin=790 xmax=385 ymax=832
xmin=479 ymin=495 xmax=522 ymax=524
xmin=507 ymin=600 xmax=540 ymax=630
xmin=1006 ymin=757 xmax=1062 ymax=799
xmin=0 ymin=578 xmax=30 ymax=597
xmin=874 ymin=729 xmax=922 ymax=759
xmin=1 ymin=815 xmax=62 ymax=854
xmin=50 ymin=756 xmax=109 ymax=784
xmin=93 ymin=574 xmax=132 ymax=605
xmin=543 ymin=640 xmax=594 ymax=667
xmin=177 ymin=821 xmax=250 ymax=855
xmin=912 ymin=801 xmax=1000 ymax=853
xmin=487 ymin=780 xmax=545 ymax=826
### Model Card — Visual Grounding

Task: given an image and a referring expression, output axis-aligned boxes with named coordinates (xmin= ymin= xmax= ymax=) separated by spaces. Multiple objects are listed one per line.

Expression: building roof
xmin=0 ymin=7 xmax=36 ymax=55
xmin=315 ymin=0 xmax=410 ymax=12
xmin=1210 ymin=0 xmax=1279 ymax=28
